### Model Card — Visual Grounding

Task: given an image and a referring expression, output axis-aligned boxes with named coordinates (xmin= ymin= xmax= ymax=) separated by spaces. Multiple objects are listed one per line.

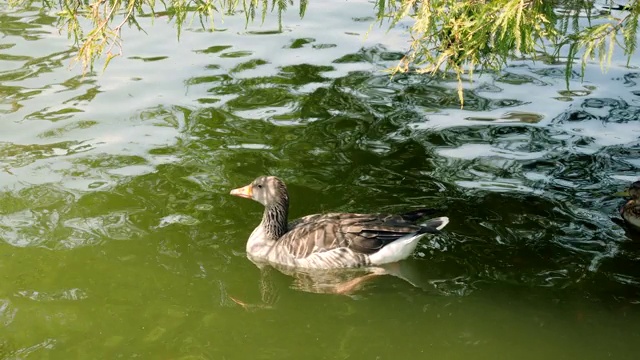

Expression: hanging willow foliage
xmin=8 ymin=0 xmax=306 ymax=72
xmin=376 ymin=0 xmax=639 ymax=105
xmin=8 ymin=0 xmax=640 ymax=105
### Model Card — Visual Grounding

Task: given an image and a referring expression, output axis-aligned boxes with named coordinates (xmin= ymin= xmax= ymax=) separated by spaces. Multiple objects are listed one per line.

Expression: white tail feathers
xmin=369 ymin=216 xmax=449 ymax=265
xmin=423 ymin=216 xmax=449 ymax=231
xmin=434 ymin=216 xmax=449 ymax=230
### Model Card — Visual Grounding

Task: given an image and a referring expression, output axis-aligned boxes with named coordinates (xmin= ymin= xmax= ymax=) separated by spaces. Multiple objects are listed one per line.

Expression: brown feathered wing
xmin=280 ymin=209 xmax=441 ymax=259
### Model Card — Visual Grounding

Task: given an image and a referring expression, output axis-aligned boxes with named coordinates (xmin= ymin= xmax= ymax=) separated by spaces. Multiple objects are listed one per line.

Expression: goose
xmin=620 ymin=180 xmax=640 ymax=231
xmin=229 ymin=176 xmax=449 ymax=269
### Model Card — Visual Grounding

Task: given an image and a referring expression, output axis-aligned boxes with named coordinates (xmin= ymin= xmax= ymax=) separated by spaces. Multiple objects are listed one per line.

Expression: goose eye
xmin=257 ymin=184 xmax=263 ymax=189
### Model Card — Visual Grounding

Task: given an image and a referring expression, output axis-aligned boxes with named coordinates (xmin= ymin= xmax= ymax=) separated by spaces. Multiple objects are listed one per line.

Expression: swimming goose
xmin=230 ymin=176 xmax=449 ymax=269
xmin=620 ymin=181 xmax=640 ymax=231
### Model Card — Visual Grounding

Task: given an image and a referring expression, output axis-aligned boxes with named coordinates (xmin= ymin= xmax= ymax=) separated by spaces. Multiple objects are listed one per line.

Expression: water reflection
xmin=242 ymin=259 xmax=476 ymax=299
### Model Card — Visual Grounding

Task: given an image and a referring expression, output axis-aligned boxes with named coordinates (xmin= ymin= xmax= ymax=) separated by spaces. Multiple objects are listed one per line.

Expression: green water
xmin=1 ymin=1 xmax=640 ymax=358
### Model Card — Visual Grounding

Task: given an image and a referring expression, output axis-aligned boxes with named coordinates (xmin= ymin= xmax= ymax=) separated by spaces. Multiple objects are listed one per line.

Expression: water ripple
xmin=0 ymin=299 xmax=17 ymax=326
xmin=15 ymin=288 xmax=88 ymax=301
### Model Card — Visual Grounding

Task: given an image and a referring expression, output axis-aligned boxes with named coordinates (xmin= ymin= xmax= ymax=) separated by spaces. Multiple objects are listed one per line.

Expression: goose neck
xmin=261 ymin=202 xmax=288 ymax=240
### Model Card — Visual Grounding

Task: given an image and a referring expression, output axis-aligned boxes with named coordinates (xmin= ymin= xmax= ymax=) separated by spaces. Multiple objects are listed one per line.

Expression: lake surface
xmin=1 ymin=1 xmax=640 ymax=358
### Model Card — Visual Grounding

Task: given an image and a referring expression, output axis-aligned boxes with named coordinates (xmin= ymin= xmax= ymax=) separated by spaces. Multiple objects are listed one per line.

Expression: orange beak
xmin=230 ymin=184 xmax=253 ymax=199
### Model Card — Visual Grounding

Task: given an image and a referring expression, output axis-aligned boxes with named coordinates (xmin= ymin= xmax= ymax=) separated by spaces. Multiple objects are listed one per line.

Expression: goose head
xmin=231 ymin=176 xmax=290 ymax=240
xmin=621 ymin=181 xmax=640 ymax=231
xmin=230 ymin=176 xmax=290 ymax=209
xmin=626 ymin=181 xmax=640 ymax=200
